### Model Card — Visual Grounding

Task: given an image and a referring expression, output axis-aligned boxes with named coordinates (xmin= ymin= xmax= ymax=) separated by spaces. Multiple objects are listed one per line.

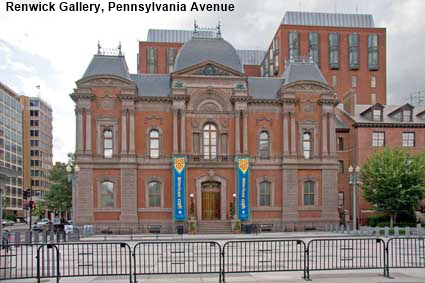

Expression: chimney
xmin=343 ymin=90 xmax=356 ymax=115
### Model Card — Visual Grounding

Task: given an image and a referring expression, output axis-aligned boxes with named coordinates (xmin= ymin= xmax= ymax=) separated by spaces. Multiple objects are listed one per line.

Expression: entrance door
xmin=202 ymin=191 xmax=220 ymax=220
xmin=201 ymin=181 xmax=221 ymax=220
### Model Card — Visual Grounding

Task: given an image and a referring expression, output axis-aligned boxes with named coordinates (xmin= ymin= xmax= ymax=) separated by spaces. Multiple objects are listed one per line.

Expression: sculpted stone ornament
xmin=303 ymin=100 xmax=314 ymax=113
xmin=144 ymin=115 xmax=163 ymax=125
xmin=174 ymin=80 xmax=184 ymax=88
xmin=256 ymin=116 xmax=273 ymax=126
xmin=192 ymin=64 xmax=231 ymax=76
xmin=97 ymin=95 xmax=116 ymax=109
xmin=199 ymin=103 xmax=219 ymax=112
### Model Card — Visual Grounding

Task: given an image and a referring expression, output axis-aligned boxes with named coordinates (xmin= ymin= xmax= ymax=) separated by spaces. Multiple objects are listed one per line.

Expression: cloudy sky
xmin=1 ymin=0 xmax=425 ymax=162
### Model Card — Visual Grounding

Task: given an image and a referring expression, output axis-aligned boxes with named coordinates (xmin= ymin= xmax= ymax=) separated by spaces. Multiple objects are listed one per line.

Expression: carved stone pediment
xmin=199 ymin=102 xmax=220 ymax=112
xmin=282 ymin=80 xmax=333 ymax=93
xmin=97 ymin=95 xmax=116 ymax=109
xmin=77 ymin=75 xmax=135 ymax=88
xmin=190 ymin=64 xmax=232 ymax=76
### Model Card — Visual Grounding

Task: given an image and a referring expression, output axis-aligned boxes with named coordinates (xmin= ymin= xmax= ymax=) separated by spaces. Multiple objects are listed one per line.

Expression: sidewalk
xmin=4 ymin=269 xmax=425 ymax=282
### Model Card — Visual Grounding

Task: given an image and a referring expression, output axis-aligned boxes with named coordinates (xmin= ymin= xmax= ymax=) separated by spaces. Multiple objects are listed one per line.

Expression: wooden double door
xmin=201 ymin=181 xmax=221 ymax=220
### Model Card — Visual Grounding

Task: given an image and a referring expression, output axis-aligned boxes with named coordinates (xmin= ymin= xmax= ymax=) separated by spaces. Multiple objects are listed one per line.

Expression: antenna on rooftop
xmin=406 ymin=90 xmax=425 ymax=106
xmin=118 ymin=41 xmax=122 ymax=56
xmin=97 ymin=41 xmax=102 ymax=55
xmin=216 ymin=21 xmax=222 ymax=38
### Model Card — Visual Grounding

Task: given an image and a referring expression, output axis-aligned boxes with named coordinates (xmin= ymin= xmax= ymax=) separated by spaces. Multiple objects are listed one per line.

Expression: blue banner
xmin=173 ymin=156 xmax=187 ymax=221
xmin=236 ymin=157 xmax=250 ymax=221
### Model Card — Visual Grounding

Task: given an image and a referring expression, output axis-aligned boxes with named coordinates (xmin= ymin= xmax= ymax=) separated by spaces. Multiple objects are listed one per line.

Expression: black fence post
xmin=304 ymin=241 xmax=310 ymax=281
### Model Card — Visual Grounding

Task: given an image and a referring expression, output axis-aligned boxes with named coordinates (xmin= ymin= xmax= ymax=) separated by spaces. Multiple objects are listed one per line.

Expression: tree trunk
xmin=390 ymin=214 xmax=395 ymax=228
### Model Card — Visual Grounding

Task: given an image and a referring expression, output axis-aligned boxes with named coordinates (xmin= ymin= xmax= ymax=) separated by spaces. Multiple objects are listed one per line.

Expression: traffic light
xmin=23 ymin=190 xmax=29 ymax=200
xmin=29 ymin=200 xmax=36 ymax=209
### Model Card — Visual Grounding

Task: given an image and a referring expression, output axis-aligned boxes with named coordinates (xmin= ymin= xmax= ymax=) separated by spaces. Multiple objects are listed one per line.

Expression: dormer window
xmin=373 ymin=109 xmax=382 ymax=121
xmin=402 ymin=110 xmax=412 ymax=122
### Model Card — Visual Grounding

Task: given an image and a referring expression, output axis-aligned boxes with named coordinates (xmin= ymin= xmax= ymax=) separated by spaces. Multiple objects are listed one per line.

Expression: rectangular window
xmin=193 ymin=133 xmax=200 ymax=154
xmin=351 ymin=76 xmax=357 ymax=88
xmin=329 ymin=33 xmax=339 ymax=69
xmin=309 ymin=32 xmax=320 ymax=66
xmin=338 ymin=192 xmax=344 ymax=207
xmin=148 ymin=181 xmax=161 ymax=207
xmin=288 ymin=32 xmax=299 ymax=60
xmin=30 ymin=130 xmax=39 ymax=137
xmin=373 ymin=109 xmax=382 ymax=121
xmin=100 ymin=181 xmax=114 ymax=208
xmin=372 ymin=132 xmax=385 ymax=147
xmin=30 ymin=120 xmax=39 ymax=126
xmin=402 ymin=132 xmax=415 ymax=147
xmin=30 ymin=140 xmax=39 ymax=146
xmin=371 ymin=76 xmax=376 ymax=88
xmin=303 ymin=181 xmax=315 ymax=206
xmin=338 ymin=160 xmax=344 ymax=174
xmin=166 ymin=48 xmax=176 ymax=73
xmin=402 ymin=110 xmax=411 ymax=122
xmin=259 ymin=181 xmax=271 ymax=206
xmin=146 ymin=47 xmax=157 ymax=74
xmin=371 ymin=93 xmax=377 ymax=105
xmin=337 ymin=137 xmax=344 ymax=151
xmin=348 ymin=33 xmax=359 ymax=69
xmin=368 ymin=34 xmax=379 ymax=70
xmin=30 ymin=110 xmax=39 ymax=117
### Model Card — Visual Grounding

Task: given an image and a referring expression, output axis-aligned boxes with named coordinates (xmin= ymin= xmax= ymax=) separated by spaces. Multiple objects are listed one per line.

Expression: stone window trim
xmin=95 ymin=176 xmax=119 ymax=211
xmin=300 ymin=177 xmax=320 ymax=209
xmin=144 ymin=176 xmax=165 ymax=210
xmin=96 ymin=117 xmax=118 ymax=157
xmin=145 ymin=126 xmax=163 ymax=158
xmin=256 ymin=128 xmax=272 ymax=159
xmin=256 ymin=176 xmax=275 ymax=208
xmin=298 ymin=122 xmax=318 ymax=159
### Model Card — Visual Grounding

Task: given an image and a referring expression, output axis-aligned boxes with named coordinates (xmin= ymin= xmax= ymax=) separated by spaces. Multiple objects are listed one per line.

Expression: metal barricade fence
xmin=37 ymin=244 xmax=60 ymax=283
xmin=385 ymin=237 xmax=425 ymax=277
xmin=133 ymin=241 xmax=222 ymax=282
xmin=222 ymin=240 xmax=307 ymax=282
xmin=0 ymin=244 xmax=41 ymax=280
xmin=306 ymin=238 xmax=385 ymax=279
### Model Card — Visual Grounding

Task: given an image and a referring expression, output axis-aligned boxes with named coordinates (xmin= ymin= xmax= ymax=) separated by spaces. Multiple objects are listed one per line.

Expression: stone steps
xmin=197 ymin=221 xmax=232 ymax=234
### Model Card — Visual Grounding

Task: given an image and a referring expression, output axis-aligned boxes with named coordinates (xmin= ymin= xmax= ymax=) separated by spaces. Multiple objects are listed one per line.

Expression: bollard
xmin=49 ymin=231 xmax=55 ymax=243
xmin=375 ymin=227 xmax=380 ymax=237
xmin=383 ymin=227 xmax=389 ymax=238
xmin=405 ymin=226 xmax=410 ymax=237
xmin=42 ymin=231 xmax=48 ymax=243
xmin=14 ymin=231 xmax=21 ymax=244
xmin=336 ymin=224 xmax=340 ymax=233
xmin=33 ymin=231 xmax=39 ymax=243
xmin=25 ymin=231 xmax=31 ymax=243
xmin=394 ymin=227 xmax=399 ymax=238
xmin=367 ymin=226 xmax=372 ymax=236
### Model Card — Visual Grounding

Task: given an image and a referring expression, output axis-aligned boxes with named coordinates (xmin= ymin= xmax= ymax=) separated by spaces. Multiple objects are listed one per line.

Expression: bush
xmin=3 ymin=212 xmax=16 ymax=221
xmin=377 ymin=222 xmax=390 ymax=227
xmin=368 ymin=215 xmax=389 ymax=227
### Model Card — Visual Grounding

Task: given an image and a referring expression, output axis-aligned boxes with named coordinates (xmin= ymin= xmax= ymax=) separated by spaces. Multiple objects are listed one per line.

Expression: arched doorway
xmin=201 ymin=181 xmax=221 ymax=220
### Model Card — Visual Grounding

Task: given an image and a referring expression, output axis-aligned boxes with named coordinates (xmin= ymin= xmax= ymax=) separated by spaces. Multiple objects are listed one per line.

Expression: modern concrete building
xmin=0 ymin=82 xmax=24 ymax=217
xmin=20 ymin=96 xmax=53 ymax=201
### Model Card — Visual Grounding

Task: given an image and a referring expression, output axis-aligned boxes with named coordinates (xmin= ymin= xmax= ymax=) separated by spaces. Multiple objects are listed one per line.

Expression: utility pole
xmin=0 ymin=184 xmax=3 ymax=240
xmin=29 ymin=186 xmax=33 ymax=232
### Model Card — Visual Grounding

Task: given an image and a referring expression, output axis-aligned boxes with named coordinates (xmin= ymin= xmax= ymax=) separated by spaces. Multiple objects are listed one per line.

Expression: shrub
xmin=3 ymin=212 xmax=16 ymax=221
xmin=368 ymin=215 xmax=389 ymax=227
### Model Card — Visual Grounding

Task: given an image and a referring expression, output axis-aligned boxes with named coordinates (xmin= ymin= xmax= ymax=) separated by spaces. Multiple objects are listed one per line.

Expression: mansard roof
xmin=174 ymin=37 xmax=243 ymax=73
xmin=282 ymin=11 xmax=375 ymax=28
xmin=248 ymin=77 xmax=285 ymax=99
xmin=282 ymin=61 xmax=328 ymax=85
xmin=338 ymin=104 xmax=425 ymax=125
xmin=130 ymin=74 xmax=170 ymax=97
xmin=82 ymin=55 xmax=131 ymax=81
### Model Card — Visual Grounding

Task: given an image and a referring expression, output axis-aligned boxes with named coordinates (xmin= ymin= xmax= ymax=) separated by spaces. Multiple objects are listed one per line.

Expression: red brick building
xmin=71 ymin=11 xmax=422 ymax=232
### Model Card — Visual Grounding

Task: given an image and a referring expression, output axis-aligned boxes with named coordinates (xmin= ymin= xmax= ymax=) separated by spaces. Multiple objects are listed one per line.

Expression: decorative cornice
xmin=172 ymin=95 xmax=190 ymax=102
xmin=354 ymin=122 xmax=425 ymax=128
xmin=230 ymin=96 xmax=251 ymax=103
xmin=136 ymin=96 xmax=173 ymax=103
xmin=70 ymin=93 xmax=94 ymax=102
xmin=318 ymin=98 xmax=339 ymax=106
xmin=249 ymin=99 xmax=281 ymax=105
xmin=280 ymin=97 xmax=300 ymax=104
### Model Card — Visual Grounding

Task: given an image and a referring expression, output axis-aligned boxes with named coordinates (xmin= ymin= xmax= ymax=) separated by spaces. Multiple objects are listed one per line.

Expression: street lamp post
xmin=232 ymin=193 xmax=237 ymax=219
xmin=66 ymin=164 xmax=80 ymax=222
xmin=348 ymin=165 xmax=361 ymax=231
xmin=189 ymin=193 xmax=194 ymax=219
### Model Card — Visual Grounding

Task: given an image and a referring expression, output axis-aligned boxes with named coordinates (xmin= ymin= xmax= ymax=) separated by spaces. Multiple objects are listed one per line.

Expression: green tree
xmin=361 ymin=148 xmax=425 ymax=227
xmin=43 ymin=153 xmax=74 ymax=218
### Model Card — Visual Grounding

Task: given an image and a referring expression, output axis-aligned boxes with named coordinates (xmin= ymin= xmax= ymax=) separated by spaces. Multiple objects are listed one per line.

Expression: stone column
xmin=129 ymin=109 xmax=135 ymax=154
xmin=76 ymin=108 xmax=84 ymax=153
xmin=283 ymin=112 xmax=289 ymax=156
xmin=180 ymin=109 xmax=186 ymax=153
xmin=235 ymin=111 xmax=241 ymax=154
xmin=329 ymin=113 xmax=336 ymax=157
xmin=242 ymin=111 xmax=248 ymax=154
xmin=322 ymin=112 xmax=328 ymax=157
xmin=282 ymin=169 xmax=298 ymax=222
xmin=121 ymin=110 xmax=127 ymax=154
xmin=173 ymin=109 xmax=179 ymax=153
xmin=321 ymin=169 xmax=340 ymax=222
xmin=85 ymin=109 xmax=92 ymax=154
xmin=74 ymin=168 xmax=94 ymax=224
xmin=290 ymin=112 xmax=296 ymax=156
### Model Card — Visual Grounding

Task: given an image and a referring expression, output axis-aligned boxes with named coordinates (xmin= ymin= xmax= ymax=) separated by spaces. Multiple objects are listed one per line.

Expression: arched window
xmin=203 ymin=123 xmax=217 ymax=160
xmin=148 ymin=181 xmax=161 ymax=207
xmin=149 ymin=129 xmax=160 ymax=158
xmin=303 ymin=181 xmax=315 ymax=206
xmin=259 ymin=181 xmax=271 ymax=206
xmin=103 ymin=130 xmax=113 ymax=158
xmin=100 ymin=181 xmax=114 ymax=208
xmin=259 ymin=131 xmax=270 ymax=159
xmin=303 ymin=132 xmax=312 ymax=159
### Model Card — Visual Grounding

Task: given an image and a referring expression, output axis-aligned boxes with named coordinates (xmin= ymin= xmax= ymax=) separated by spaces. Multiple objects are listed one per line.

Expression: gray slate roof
xmin=130 ymin=74 xmax=170 ymax=97
xmin=282 ymin=11 xmax=375 ymax=28
xmin=146 ymin=29 xmax=264 ymax=66
xmin=82 ymin=55 xmax=131 ymax=80
xmin=236 ymin=50 xmax=266 ymax=65
xmin=336 ymin=115 xmax=349 ymax=129
xmin=338 ymin=104 xmax=425 ymax=124
xmin=282 ymin=62 xmax=327 ymax=85
xmin=174 ymin=38 xmax=243 ymax=73
xmin=248 ymin=77 xmax=284 ymax=99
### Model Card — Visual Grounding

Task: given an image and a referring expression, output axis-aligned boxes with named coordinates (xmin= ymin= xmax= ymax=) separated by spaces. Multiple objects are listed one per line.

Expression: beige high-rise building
xmin=20 ymin=96 xmax=53 ymax=201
